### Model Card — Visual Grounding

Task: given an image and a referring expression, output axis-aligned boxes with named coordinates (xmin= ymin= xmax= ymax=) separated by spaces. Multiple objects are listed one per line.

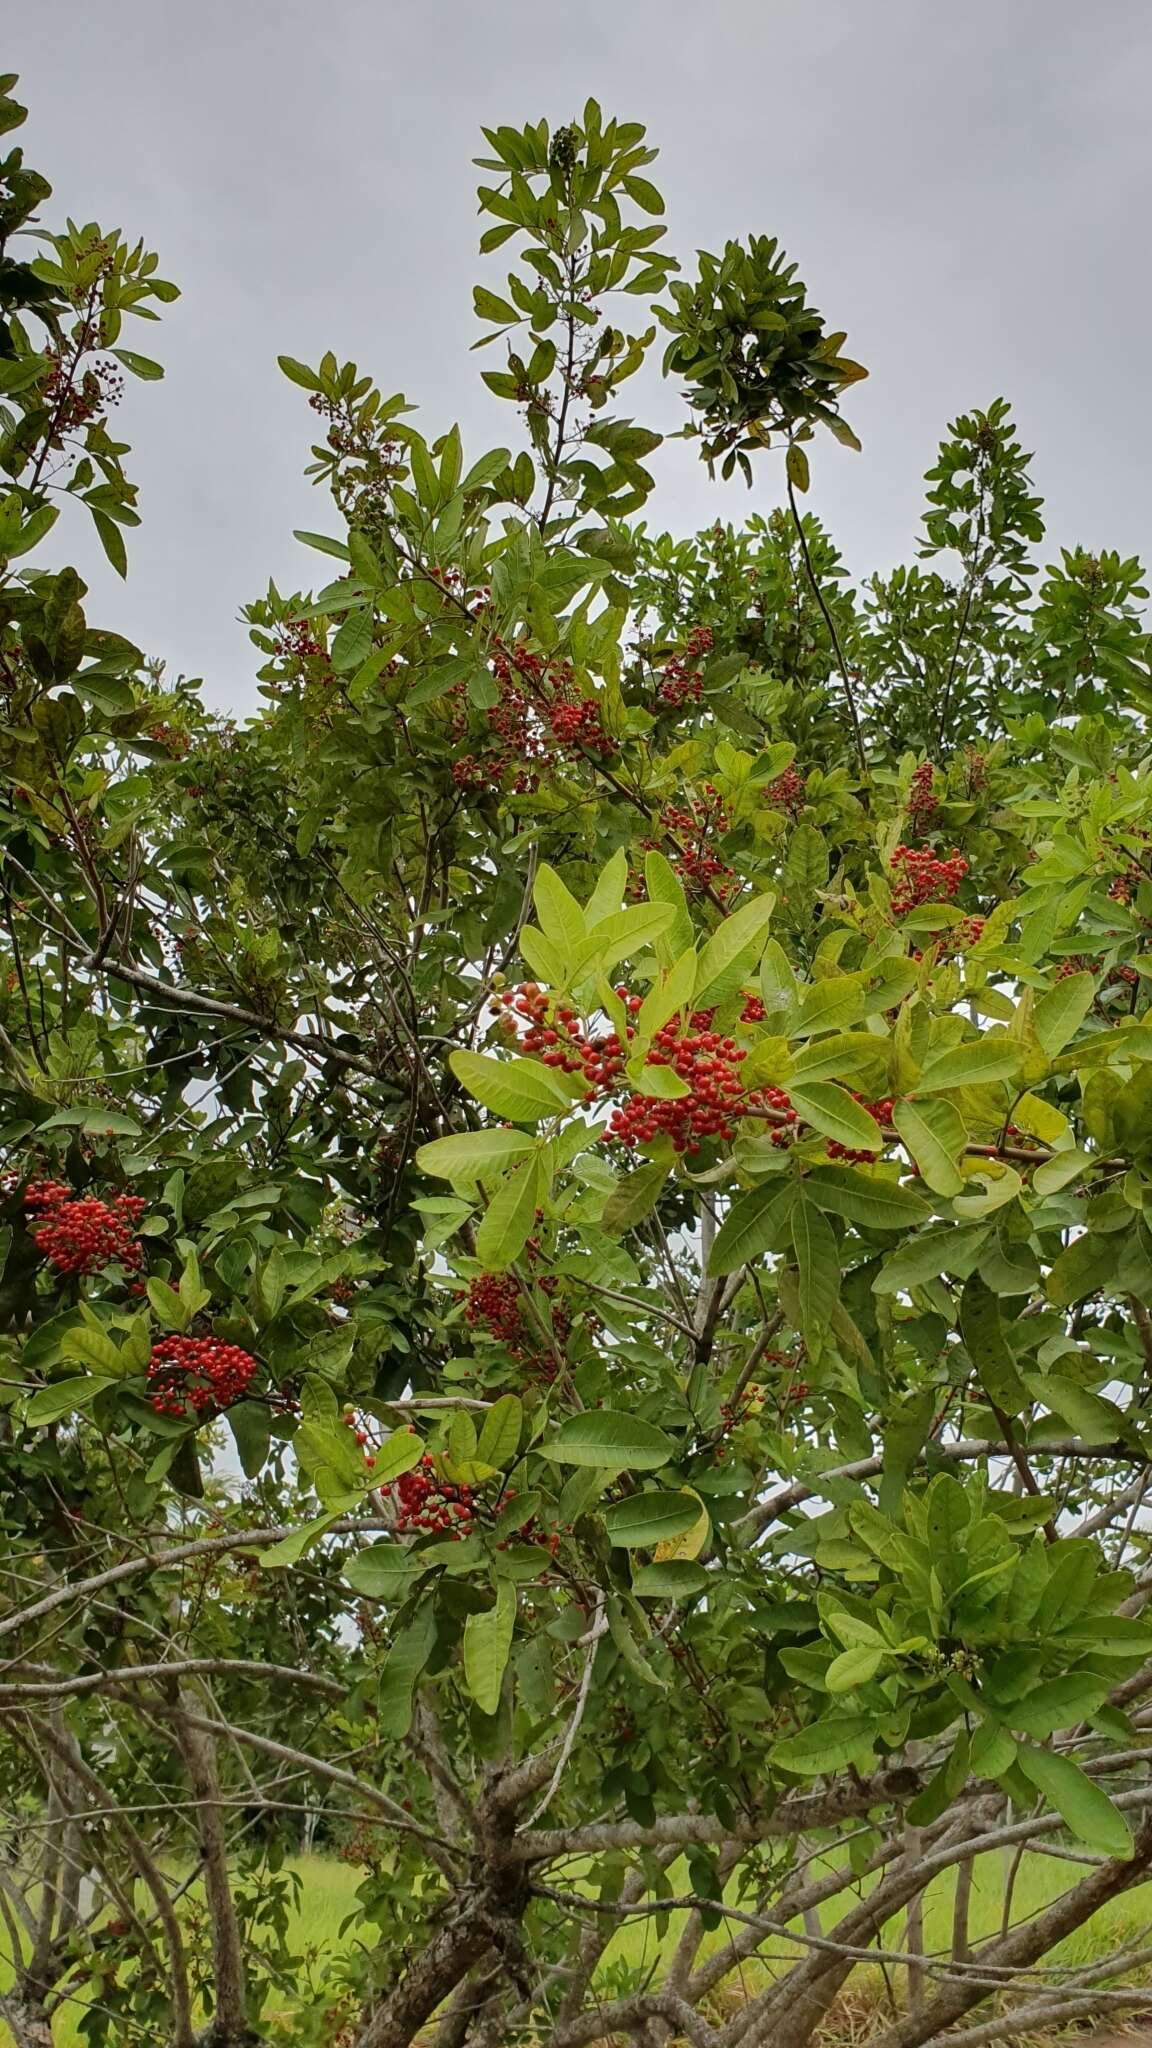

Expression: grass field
xmin=3 ymin=1849 xmax=1151 ymax=2044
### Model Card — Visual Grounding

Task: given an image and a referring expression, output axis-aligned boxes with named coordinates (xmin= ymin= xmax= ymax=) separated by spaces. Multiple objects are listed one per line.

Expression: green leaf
xmin=330 ymin=606 xmax=374 ymax=673
xmin=916 ymin=1039 xmax=1021 ymax=1093
xmin=91 ymin=509 xmax=127 ymax=578
xmin=1016 ymin=1746 xmax=1132 ymax=1857
xmin=146 ymin=1276 xmax=190 ymax=1331
xmin=25 ymin=1375 xmax=115 ymax=1425
xmin=960 ymin=1272 xmax=1026 ymax=1415
xmin=693 ymin=894 xmax=775 ymax=1009
xmin=791 ymin=973 xmax=868 ymax=1039
xmin=770 ymin=1714 xmax=877 ymax=1775
xmin=111 ymin=347 xmax=164 ymax=380
xmin=709 ymin=1182 xmax=794 ymax=1275
xmin=603 ymin=1491 xmax=702 ymax=1548
xmin=449 ymin=1049 xmax=576 ymax=1121
xmin=1034 ymin=972 xmax=1096 ymax=1057
xmin=1046 ymin=1230 xmax=1117 ymax=1308
xmin=786 ymin=443 xmax=810 ymax=494
xmin=415 ymin=1129 xmax=535 ymax=1181
xmin=892 ymin=1098 xmax=967 ymax=1196
xmin=534 ymin=864 xmax=586 ymax=955
xmin=475 ymin=1155 xmax=542 ymax=1272
xmin=601 ymin=1157 xmax=672 ymax=1235
xmin=636 ymin=947 xmax=697 ymax=1044
xmin=1010 ymin=1673 xmax=1110 ymax=1739
xmin=791 ymin=1198 xmax=840 ymax=1350
xmin=789 ymin=1083 xmax=883 ymax=1153
xmin=632 ymin=1560 xmax=709 ymax=1599
xmin=258 ymin=1511 xmax=337 ymax=1568
xmin=378 ymin=1609 xmax=436 ymax=1738
xmin=278 ymin=355 xmax=322 ymax=391
xmin=343 ymin=1541 xmax=416 ymax=1599
xmin=463 ymin=1579 xmax=516 ymax=1713
xmin=61 ymin=1327 xmax=129 ymax=1376
xmin=477 ymin=1393 xmax=523 ymax=1469
xmin=1032 ymin=1149 xmax=1092 ymax=1197
xmin=545 ymin=1411 xmax=676 ymax=1470
xmin=826 ymin=1644 xmax=884 ymax=1693
xmin=804 ymin=1166 xmax=931 ymax=1231
xmin=644 ymin=850 xmax=694 ymax=964
xmin=372 ymin=1430 xmax=427 ymax=1484
xmin=1029 ymin=1375 xmax=1126 ymax=1441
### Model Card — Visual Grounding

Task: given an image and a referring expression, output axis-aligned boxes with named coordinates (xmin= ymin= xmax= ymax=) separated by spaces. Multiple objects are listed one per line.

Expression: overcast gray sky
xmin=13 ymin=0 xmax=1152 ymax=709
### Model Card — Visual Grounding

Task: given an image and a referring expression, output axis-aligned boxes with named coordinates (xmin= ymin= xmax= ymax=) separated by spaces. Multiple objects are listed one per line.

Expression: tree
xmin=3 ymin=72 xmax=1152 ymax=2048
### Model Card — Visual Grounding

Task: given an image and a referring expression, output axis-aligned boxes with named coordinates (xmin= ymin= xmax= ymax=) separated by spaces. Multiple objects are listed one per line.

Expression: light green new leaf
xmin=415 ymin=1129 xmax=535 ymax=1182
xmin=26 ymin=1375 xmax=116 ymax=1426
xmin=475 ymin=1156 xmax=541 ymax=1271
xmin=477 ymin=1392 xmax=524 ymax=1468
xmin=584 ymin=848 xmax=628 ymax=927
xmin=644 ymin=850 xmax=694 ymax=964
xmin=463 ymin=1580 xmax=516 ymax=1714
xmin=534 ymin=864 xmax=586 ymax=955
xmin=1034 ymin=971 xmax=1096 ymax=1056
xmin=916 ymin=1038 xmax=1021 ymax=1093
xmin=1017 ymin=1746 xmax=1132 ymax=1857
xmin=804 ymin=1165 xmax=932 ymax=1231
xmin=826 ymin=1645 xmax=885 ymax=1693
xmin=637 ymin=946 xmax=698 ymax=1044
xmin=694 ymin=894 xmax=775 ymax=1009
xmin=770 ymin=1714 xmax=877 ymax=1775
xmin=449 ymin=1049 xmax=576 ymax=1121
xmin=893 ymin=1097 xmax=967 ymax=1196
xmin=372 ymin=1430 xmax=428 ymax=1484
xmin=791 ymin=973 xmax=869 ymax=1039
xmin=789 ymin=1083 xmax=883 ymax=1153
xmin=1032 ymin=1148 xmax=1092 ymax=1197
xmin=545 ymin=1411 xmax=675 ymax=1470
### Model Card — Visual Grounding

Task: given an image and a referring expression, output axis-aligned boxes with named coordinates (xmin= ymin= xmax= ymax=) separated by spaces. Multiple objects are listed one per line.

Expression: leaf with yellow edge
xmin=654 ymin=1489 xmax=710 ymax=1562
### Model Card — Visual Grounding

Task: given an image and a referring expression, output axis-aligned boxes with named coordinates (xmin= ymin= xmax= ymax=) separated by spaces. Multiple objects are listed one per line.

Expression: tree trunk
xmin=175 ymin=1693 xmax=258 ymax=2048
xmin=0 ymin=1995 xmax=53 ymax=2047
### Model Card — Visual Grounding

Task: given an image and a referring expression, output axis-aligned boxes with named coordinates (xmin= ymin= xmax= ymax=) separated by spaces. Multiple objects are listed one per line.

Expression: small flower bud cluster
xmin=147 ymin=1335 xmax=258 ymax=1417
xmin=890 ymin=845 xmax=967 ymax=915
xmin=146 ymin=723 xmax=191 ymax=758
xmin=26 ymin=1181 xmax=145 ymax=1277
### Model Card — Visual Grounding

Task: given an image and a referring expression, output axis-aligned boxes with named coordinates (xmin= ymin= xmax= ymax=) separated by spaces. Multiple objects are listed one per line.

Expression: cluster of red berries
xmin=146 ymin=1335 xmax=258 ymax=1417
xmin=656 ymin=625 xmax=713 ymax=708
xmin=25 ymin=1181 xmax=145 ymax=1277
xmin=547 ymin=696 xmax=614 ymax=756
xmin=465 ymin=1246 xmax=570 ymax=1380
xmin=826 ymin=1095 xmax=893 ymax=1164
xmin=907 ymin=761 xmax=939 ymax=831
xmin=767 ymin=766 xmax=805 ymax=816
xmin=389 ymin=1452 xmax=475 ymax=1537
xmin=948 ymin=915 xmax=985 ymax=951
xmin=889 ymin=845 xmax=967 ymax=915
xmin=608 ymin=1015 xmax=767 ymax=1154
xmin=741 ymin=993 xmax=767 ymax=1023
xmin=766 ymin=1086 xmax=800 ymax=1148
xmin=650 ymin=791 xmax=736 ymax=902
xmin=492 ymin=982 xmax=632 ymax=1091
xmin=146 ymin=723 xmax=190 ymax=757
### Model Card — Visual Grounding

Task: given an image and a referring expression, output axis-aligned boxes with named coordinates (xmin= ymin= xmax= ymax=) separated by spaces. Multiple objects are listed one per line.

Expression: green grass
xmin=4 ymin=1850 xmax=1151 ymax=2045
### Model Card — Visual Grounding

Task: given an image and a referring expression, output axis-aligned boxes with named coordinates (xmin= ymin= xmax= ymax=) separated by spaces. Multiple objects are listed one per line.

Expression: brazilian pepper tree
xmin=5 ymin=72 xmax=1152 ymax=2048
